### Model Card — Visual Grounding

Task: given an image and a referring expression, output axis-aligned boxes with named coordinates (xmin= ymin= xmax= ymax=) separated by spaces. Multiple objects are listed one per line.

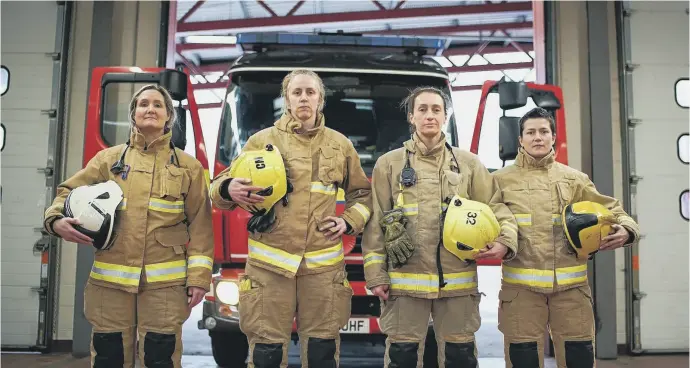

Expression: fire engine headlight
xmin=215 ymin=281 xmax=240 ymax=305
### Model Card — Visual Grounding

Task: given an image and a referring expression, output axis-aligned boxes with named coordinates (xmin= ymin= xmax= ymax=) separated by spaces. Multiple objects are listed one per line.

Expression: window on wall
xmin=678 ymin=134 xmax=689 ymax=164
xmin=0 ymin=123 xmax=5 ymax=152
xmin=675 ymin=78 xmax=688 ymax=108
xmin=680 ymin=190 xmax=689 ymax=221
xmin=1 ymin=66 xmax=9 ymax=96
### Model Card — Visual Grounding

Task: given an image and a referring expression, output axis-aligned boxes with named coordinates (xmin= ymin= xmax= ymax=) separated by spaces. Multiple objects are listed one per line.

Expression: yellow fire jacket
xmin=43 ymin=129 xmax=215 ymax=293
xmin=492 ymin=148 xmax=640 ymax=293
xmin=361 ymin=134 xmax=519 ymax=299
xmin=210 ymin=113 xmax=373 ymax=278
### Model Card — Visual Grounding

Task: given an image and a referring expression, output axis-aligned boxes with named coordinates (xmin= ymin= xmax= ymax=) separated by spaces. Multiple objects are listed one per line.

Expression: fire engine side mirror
xmin=498 ymin=81 xmax=529 ymax=110
xmin=171 ymin=106 xmax=187 ymax=150
xmin=159 ymin=70 xmax=188 ymax=101
xmin=531 ymin=90 xmax=561 ymax=110
xmin=498 ymin=116 xmax=521 ymax=161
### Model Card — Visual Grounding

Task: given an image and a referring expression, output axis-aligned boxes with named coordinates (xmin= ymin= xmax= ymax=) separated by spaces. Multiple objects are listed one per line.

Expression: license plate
xmin=340 ymin=318 xmax=370 ymax=334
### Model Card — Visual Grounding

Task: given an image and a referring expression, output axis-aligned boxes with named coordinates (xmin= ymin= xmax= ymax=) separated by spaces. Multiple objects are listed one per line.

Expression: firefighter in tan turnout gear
xmin=492 ymin=107 xmax=640 ymax=368
xmin=210 ymin=69 xmax=372 ymax=368
xmin=43 ymin=85 xmax=215 ymax=368
xmin=361 ymin=87 xmax=519 ymax=368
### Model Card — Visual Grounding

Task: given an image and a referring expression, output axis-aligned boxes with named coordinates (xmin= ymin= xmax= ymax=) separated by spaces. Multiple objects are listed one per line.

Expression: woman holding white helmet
xmin=43 ymin=84 xmax=214 ymax=368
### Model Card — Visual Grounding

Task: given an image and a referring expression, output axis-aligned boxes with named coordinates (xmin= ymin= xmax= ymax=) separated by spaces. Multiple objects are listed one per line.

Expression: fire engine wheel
xmin=210 ymin=331 xmax=249 ymax=367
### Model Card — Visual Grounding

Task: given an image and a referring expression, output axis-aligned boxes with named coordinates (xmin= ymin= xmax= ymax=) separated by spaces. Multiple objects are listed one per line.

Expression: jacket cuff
xmin=340 ymin=211 xmax=364 ymax=235
xmin=43 ymin=214 xmax=64 ymax=237
xmin=186 ymin=278 xmax=211 ymax=293
xmin=220 ymin=178 xmax=233 ymax=201
xmin=365 ymin=276 xmax=390 ymax=290
xmin=210 ymin=177 xmax=237 ymax=210
xmin=495 ymin=237 xmax=517 ymax=261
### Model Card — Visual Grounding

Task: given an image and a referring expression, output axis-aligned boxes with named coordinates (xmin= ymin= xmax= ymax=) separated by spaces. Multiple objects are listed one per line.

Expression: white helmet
xmin=63 ymin=180 xmax=123 ymax=250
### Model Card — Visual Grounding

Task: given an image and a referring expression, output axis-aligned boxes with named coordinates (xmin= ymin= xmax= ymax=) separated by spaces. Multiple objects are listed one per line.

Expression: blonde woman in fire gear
xmin=492 ymin=107 xmax=640 ymax=368
xmin=361 ymin=86 xmax=519 ymax=368
xmin=43 ymin=84 xmax=215 ymax=368
xmin=210 ymin=69 xmax=372 ymax=368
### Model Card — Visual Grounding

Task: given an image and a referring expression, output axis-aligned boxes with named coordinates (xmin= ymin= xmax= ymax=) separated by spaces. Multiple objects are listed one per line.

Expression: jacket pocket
xmin=318 ymin=145 xmax=345 ymax=185
xmin=154 ymin=223 xmax=190 ymax=256
xmin=497 ymin=288 xmax=520 ymax=335
xmin=332 ymin=270 xmax=353 ymax=330
xmin=238 ymin=275 xmax=263 ymax=336
xmin=556 ymin=180 xmax=574 ymax=210
xmin=161 ymin=165 xmax=188 ymax=200
xmin=442 ymin=169 xmax=464 ymax=202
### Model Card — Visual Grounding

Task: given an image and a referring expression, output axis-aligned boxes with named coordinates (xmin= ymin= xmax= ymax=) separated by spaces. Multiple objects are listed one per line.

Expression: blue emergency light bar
xmin=236 ymin=32 xmax=446 ymax=54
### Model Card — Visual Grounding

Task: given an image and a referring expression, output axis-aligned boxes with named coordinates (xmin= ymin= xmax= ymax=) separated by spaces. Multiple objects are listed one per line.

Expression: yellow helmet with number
xmin=229 ymin=144 xmax=288 ymax=215
xmin=442 ymin=195 xmax=501 ymax=261
xmin=562 ymin=201 xmax=618 ymax=260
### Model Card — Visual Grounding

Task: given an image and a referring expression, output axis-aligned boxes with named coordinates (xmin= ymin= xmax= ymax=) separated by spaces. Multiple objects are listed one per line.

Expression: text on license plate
xmin=340 ymin=318 xmax=370 ymax=334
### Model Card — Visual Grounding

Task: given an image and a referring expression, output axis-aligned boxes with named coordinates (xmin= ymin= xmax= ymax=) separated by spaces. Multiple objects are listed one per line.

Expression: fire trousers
xmin=238 ymin=263 xmax=353 ymax=368
xmin=379 ymin=294 xmax=482 ymax=368
xmin=498 ymin=284 xmax=596 ymax=368
xmin=83 ymin=282 xmax=190 ymax=368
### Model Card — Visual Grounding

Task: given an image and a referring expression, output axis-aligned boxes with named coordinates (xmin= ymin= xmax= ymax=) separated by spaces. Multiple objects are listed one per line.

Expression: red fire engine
xmin=82 ymin=33 xmax=567 ymax=367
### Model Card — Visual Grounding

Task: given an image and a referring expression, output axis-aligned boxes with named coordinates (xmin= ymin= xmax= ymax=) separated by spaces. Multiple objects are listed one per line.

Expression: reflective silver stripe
xmin=146 ymin=266 xmax=187 ymax=278
xmin=390 ymin=277 xmax=439 ymax=289
xmin=556 ymin=269 xmax=587 ymax=282
xmin=444 ymin=275 xmax=477 ymax=286
xmin=91 ymin=265 xmax=140 ymax=281
xmin=188 ymin=256 xmax=213 ymax=269
xmin=364 ymin=253 xmax=385 ymax=267
xmin=503 ymin=271 xmax=554 ymax=283
xmin=352 ymin=203 xmax=371 ymax=222
xmin=248 ymin=242 xmax=301 ymax=273
xmin=402 ymin=204 xmax=418 ymax=215
xmin=310 ymin=182 xmax=336 ymax=195
xmin=149 ymin=199 xmax=184 ymax=213
xmin=304 ymin=243 xmax=344 ymax=268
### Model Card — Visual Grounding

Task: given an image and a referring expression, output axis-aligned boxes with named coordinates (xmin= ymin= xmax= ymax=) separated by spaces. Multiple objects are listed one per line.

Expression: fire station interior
xmin=1 ymin=1 xmax=688 ymax=367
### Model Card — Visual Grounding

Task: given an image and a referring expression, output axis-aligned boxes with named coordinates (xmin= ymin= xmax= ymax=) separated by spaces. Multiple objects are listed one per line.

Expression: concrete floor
xmin=2 ymin=268 xmax=688 ymax=367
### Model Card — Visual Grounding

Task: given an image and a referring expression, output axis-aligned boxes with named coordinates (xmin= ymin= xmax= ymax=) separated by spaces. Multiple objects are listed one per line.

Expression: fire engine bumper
xmin=197 ymin=300 xmax=241 ymax=332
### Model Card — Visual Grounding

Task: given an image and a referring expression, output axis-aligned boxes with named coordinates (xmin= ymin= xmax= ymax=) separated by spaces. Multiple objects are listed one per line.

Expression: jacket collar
xmin=404 ymin=132 xmax=446 ymax=157
xmin=515 ymin=147 xmax=555 ymax=168
xmin=129 ymin=128 xmax=173 ymax=152
xmin=275 ymin=112 xmax=325 ymax=138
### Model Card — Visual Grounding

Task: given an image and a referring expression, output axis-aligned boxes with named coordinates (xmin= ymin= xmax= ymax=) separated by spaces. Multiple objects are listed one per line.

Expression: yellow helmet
xmin=442 ymin=195 xmax=501 ymax=261
xmin=562 ymin=201 xmax=618 ymax=260
xmin=229 ymin=144 xmax=288 ymax=215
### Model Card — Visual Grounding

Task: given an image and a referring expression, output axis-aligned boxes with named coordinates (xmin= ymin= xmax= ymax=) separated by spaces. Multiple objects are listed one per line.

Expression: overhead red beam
xmin=177 ymin=2 xmax=532 ymax=33
xmin=446 ymin=61 xmax=533 ymax=73
xmin=370 ymin=21 xmax=532 ymax=36
xmin=184 ymin=101 xmax=224 ymax=109
xmin=443 ymin=44 xmax=533 ymax=57
xmin=452 ymin=85 xmax=484 ymax=92
xmin=179 ymin=0 xmax=206 ymax=24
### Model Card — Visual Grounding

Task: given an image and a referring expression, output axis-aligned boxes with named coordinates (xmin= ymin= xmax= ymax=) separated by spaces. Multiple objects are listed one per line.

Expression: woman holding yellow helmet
xmin=492 ymin=107 xmax=640 ymax=368
xmin=361 ymin=86 xmax=518 ymax=367
xmin=210 ymin=69 xmax=372 ymax=368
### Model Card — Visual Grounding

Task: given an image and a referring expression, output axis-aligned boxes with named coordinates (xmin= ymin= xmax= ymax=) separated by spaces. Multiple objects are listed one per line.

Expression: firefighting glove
xmin=247 ymin=206 xmax=277 ymax=233
xmin=380 ymin=208 xmax=415 ymax=269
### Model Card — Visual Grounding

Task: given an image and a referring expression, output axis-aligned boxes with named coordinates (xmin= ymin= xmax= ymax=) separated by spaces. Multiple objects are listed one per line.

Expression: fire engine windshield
xmin=216 ymin=70 xmax=457 ymax=175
